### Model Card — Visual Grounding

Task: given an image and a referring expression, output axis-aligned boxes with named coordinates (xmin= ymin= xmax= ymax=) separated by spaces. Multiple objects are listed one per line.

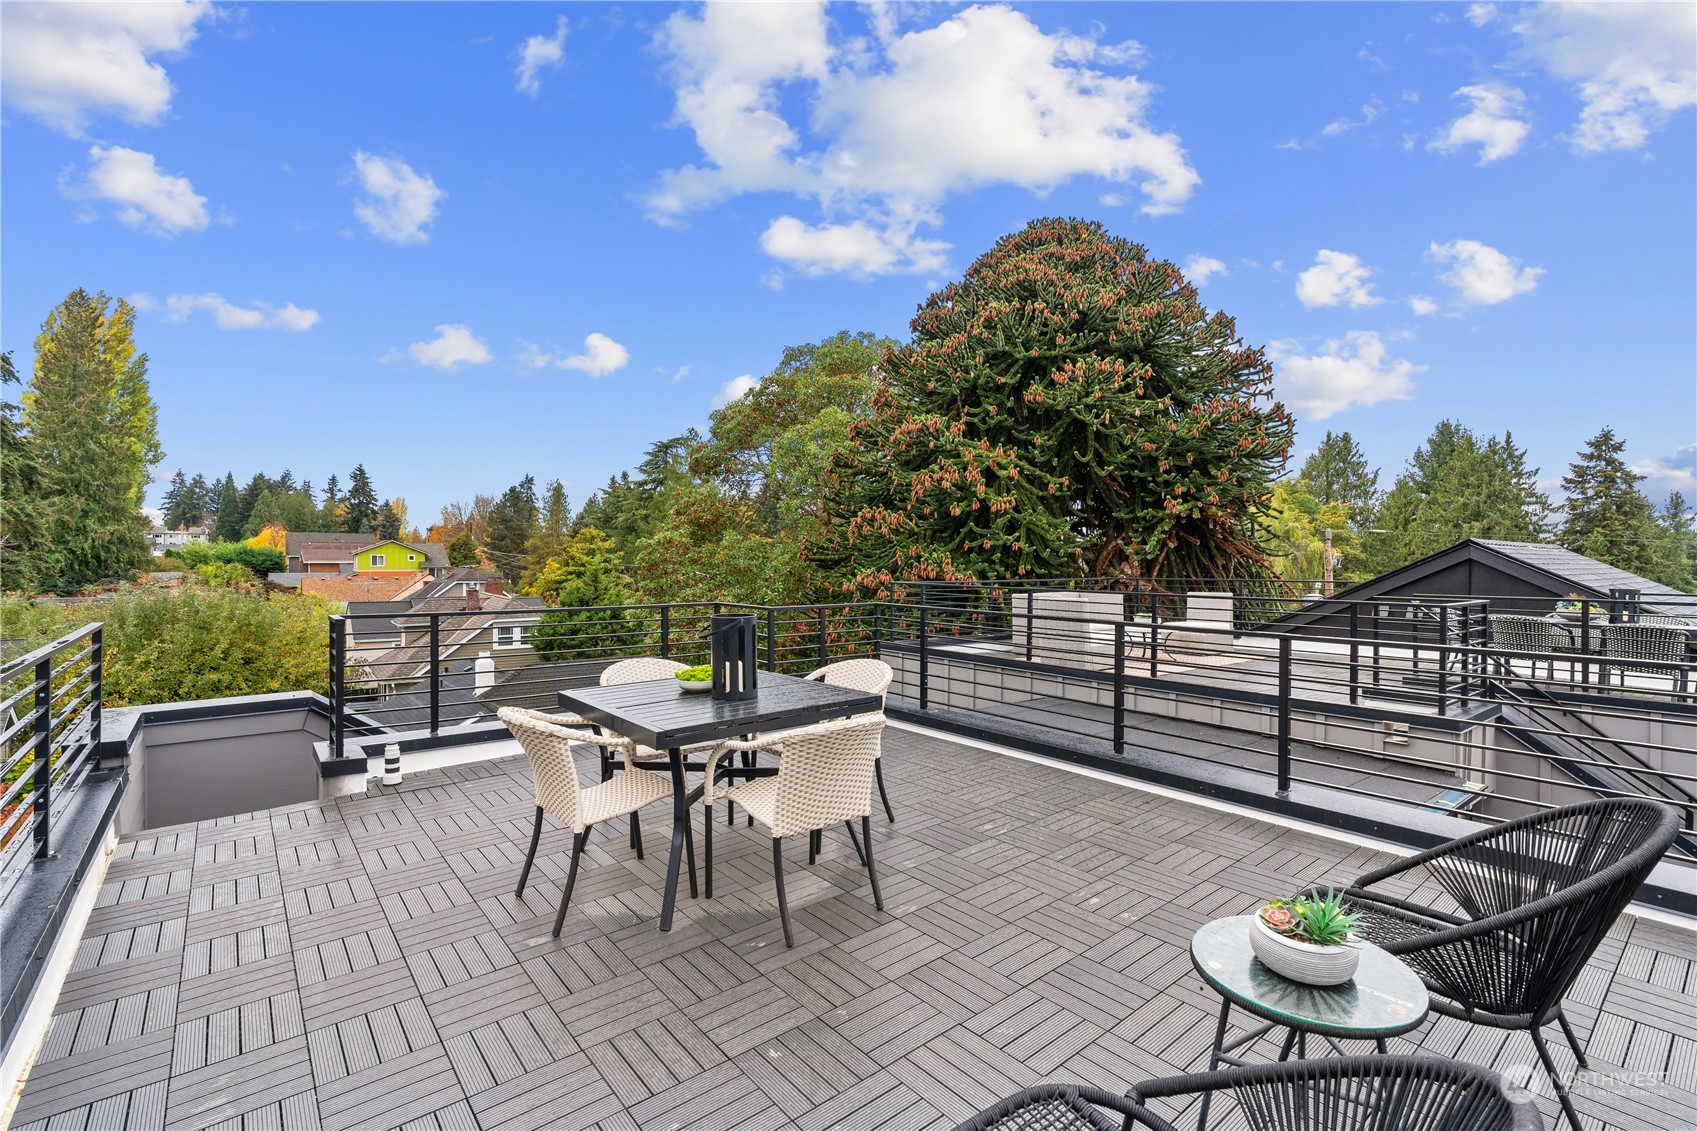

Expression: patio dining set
xmin=1487 ymin=612 xmax=1694 ymax=691
xmin=493 ymin=651 xmax=1682 ymax=1131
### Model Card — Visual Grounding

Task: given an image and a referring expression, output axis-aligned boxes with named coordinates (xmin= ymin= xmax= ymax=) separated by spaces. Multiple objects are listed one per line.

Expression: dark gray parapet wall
xmin=101 ymin=692 xmax=331 ymax=832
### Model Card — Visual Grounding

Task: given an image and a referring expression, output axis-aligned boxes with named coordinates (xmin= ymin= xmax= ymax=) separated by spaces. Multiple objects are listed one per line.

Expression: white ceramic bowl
xmin=676 ymin=679 xmax=712 ymax=693
xmin=1249 ymin=913 xmax=1360 ymax=986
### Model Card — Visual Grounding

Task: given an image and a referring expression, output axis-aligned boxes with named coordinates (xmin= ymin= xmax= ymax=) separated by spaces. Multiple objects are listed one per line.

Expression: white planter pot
xmin=1250 ymin=915 xmax=1360 ymax=986
xmin=676 ymin=680 xmax=712 ymax=693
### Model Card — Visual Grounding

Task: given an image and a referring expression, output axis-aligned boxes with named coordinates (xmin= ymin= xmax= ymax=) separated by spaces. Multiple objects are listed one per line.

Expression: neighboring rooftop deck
xmin=13 ymin=727 xmax=1696 ymax=1131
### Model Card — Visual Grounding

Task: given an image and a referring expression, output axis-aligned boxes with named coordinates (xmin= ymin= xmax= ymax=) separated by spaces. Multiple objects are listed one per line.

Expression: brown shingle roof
xmin=301 ymin=574 xmax=420 ymax=603
xmin=299 ymin=541 xmax=363 ymax=564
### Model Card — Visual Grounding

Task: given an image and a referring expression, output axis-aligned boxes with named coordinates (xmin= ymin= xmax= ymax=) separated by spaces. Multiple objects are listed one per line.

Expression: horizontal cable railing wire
xmin=0 ymin=623 xmax=104 ymax=902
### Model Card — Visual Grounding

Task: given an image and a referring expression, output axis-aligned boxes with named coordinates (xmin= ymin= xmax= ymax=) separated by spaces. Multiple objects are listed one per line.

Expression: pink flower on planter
xmin=1262 ymin=905 xmax=1295 ymax=932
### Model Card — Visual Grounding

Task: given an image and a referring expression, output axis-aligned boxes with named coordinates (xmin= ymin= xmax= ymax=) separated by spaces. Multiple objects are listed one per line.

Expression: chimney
xmin=485 ymin=579 xmax=504 ymax=595
xmin=465 ymin=587 xmax=480 ymax=612
xmin=474 ymin=653 xmax=495 ymax=696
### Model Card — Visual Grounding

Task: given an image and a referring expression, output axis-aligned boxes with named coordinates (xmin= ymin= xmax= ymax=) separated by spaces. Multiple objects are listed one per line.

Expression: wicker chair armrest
xmin=700 ymin=736 xmax=768 ymax=805
xmin=949 ymin=1084 xmax=1175 ymax=1131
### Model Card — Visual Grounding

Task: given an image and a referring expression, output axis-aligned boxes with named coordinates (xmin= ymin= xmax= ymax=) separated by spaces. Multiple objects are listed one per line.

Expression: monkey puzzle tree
xmin=816 ymin=218 xmax=1294 ymax=593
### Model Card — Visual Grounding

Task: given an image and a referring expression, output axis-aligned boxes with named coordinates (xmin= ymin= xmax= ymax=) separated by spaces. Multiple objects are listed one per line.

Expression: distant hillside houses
xmin=266 ymin=532 xmax=451 ymax=590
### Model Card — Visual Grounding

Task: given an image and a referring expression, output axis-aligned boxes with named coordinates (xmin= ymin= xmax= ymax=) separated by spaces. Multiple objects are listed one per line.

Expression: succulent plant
xmin=1259 ymin=889 xmax=1360 ymax=947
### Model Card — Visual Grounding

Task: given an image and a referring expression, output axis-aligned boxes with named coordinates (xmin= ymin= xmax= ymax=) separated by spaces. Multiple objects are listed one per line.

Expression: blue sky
xmin=3 ymin=1 xmax=1693 ymax=526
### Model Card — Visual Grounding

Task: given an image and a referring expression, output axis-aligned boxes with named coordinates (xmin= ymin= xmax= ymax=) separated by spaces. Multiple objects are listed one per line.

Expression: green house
xmin=354 ymin=540 xmax=428 ymax=572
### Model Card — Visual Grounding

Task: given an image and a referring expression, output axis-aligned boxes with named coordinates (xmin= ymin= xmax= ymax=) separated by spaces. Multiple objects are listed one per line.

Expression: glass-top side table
xmin=1189 ymin=915 xmax=1430 ymax=1129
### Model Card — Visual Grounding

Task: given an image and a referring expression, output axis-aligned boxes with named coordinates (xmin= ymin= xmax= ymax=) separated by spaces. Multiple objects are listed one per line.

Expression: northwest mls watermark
xmin=1499 ymin=1063 xmax=1672 ymax=1100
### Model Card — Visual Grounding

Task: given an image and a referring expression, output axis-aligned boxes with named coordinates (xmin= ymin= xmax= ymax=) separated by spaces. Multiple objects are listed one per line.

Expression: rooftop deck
xmin=13 ymin=727 xmax=1696 ymax=1131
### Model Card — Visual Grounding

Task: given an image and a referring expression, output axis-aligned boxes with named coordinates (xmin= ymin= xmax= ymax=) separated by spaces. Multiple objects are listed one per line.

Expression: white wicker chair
xmin=594 ymin=656 xmax=721 ymax=854
xmin=497 ymin=707 xmax=675 ymax=936
xmin=700 ymin=714 xmax=888 ymax=946
xmin=805 ymin=659 xmax=896 ymax=823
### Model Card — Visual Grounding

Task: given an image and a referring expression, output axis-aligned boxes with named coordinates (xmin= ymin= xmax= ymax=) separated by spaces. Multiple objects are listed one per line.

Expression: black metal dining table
xmin=556 ymin=673 xmax=882 ymax=930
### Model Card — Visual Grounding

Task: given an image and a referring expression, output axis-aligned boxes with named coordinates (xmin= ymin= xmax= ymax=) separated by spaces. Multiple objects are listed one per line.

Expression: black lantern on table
xmin=709 ymin=613 xmax=758 ymax=701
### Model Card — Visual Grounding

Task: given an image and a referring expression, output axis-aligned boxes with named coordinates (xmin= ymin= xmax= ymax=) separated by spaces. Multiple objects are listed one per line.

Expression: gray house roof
xmin=1275 ymin=538 xmax=1693 ymax=628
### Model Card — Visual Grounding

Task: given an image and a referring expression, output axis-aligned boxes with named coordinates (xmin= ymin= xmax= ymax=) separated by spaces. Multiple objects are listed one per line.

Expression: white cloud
xmin=140 ymin=293 xmax=318 ymax=331
xmin=515 ymin=17 xmax=567 ymax=96
xmin=0 ymin=1 xmax=214 ymax=135
xmin=760 ymin=216 xmax=950 ymax=278
xmin=1183 ymin=255 xmax=1228 ymax=287
xmin=1268 ymin=331 xmax=1422 ymax=420
xmin=1321 ymin=98 xmax=1385 ymax=137
xmin=649 ymin=4 xmax=1197 ymax=277
xmin=351 ymin=151 xmax=444 ymax=245
xmin=558 ymin=333 xmax=630 ymax=377
xmin=1429 ymin=84 xmax=1530 ymax=164
xmin=712 ymin=374 xmax=758 ymax=409
xmin=72 ymin=145 xmax=209 ymax=235
xmin=1511 ymin=2 xmax=1696 ymax=153
xmin=1295 ymin=250 xmax=1383 ymax=309
xmin=1632 ymin=444 xmax=1697 ymax=500
xmin=1408 ymin=295 xmax=1440 ymax=316
xmin=1466 ymin=3 xmax=1499 ymax=28
xmin=1428 ymin=239 xmax=1543 ymax=305
xmin=407 ymin=324 xmax=491 ymax=369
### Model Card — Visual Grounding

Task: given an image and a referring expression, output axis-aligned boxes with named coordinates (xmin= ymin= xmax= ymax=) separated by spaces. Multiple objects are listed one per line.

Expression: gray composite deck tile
xmin=13 ymin=728 xmax=1697 ymax=1131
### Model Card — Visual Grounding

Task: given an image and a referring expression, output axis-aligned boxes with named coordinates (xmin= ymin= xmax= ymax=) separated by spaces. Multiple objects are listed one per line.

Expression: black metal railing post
xmin=659 ymin=605 xmax=671 ymax=658
xmin=33 ymin=654 xmax=53 ymax=859
xmin=1113 ymin=621 xmax=1125 ymax=754
xmin=872 ymin=603 xmax=882 ymax=660
xmin=328 ymin=615 xmax=346 ymax=760
xmin=918 ymin=603 xmax=930 ymax=710
xmin=766 ymin=608 xmax=777 ymax=671
xmin=1024 ymin=592 xmax=1034 ymax=662
xmin=428 ymin=615 xmax=441 ymax=735
xmin=817 ymin=606 xmax=827 ymax=670
xmin=1276 ymin=634 xmax=1292 ymax=798
xmin=1348 ymin=604 xmax=1359 ymax=706
xmin=90 ymin=625 xmax=103 ymax=749
xmin=1149 ymin=602 xmax=1161 ymax=681
xmin=1437 ymin=605 xmax=1450 ymax=716
xmin=1580 ymin=602 xmax=1593 ymax=686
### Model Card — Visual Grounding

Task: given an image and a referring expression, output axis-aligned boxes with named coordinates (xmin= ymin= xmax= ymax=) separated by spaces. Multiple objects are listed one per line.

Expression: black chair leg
xmin=744 ymin=751 xmax=755 ymax=826
xmin=875 ymin=758 xmax=895 ymax=823
xmin=552 ymin=830 xmax=586 ymax=937
xmin=704 ymin=803 xmax=714 ymax=900
xmin=683 ymin=798 xmax=698 ymax=898
xmin=809 ymin=828 xmax=819 ymax=865
xmin=1555 ymin=1009 xmax=1589 ymax=1068
xmin=630 ymin=810 xmax=643 ymax=859
xmin=862 ymin=815 xmax=883 ymax=911
xmin=773 ymin=838 xmax=794 ymax=947
xmin=515 ymin=806 xmax=543 ymax=897
xmin=1533 ymin=1026 xmax=1583 ymax=1131
xmin=845 ymin=820 xmax=866 ymax=866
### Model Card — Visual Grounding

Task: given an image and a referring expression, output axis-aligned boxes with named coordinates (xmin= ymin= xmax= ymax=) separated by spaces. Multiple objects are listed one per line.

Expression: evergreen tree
xmin=0 ymin=352 xmax=49 ymax=590
xmin=185 ymin=473 xmax=211 ymax=526
xmin=343 ymin=465 xmax=379 ymax=533
xmin=1654 ymin=493 xmax=1697 ymax=592
xmin=241 ymin=490 xmax=280 ymax=539
xmin=819 ymin=218 xmax=1295 ymax=588
xmin=277 ymin=488 xmax=316 ymax=531
xmin=1560 ymin=427 xmax=1661 ymax=577
xmin=213 ymin=473 xmax=242 ymax=542
xmin=482 ymin=474 xmax=539 ymax=584
xmin=375 ymin=499 xmax=402 ymax=542
xmin=1298 ymin=431 xmax=1379 ymax=530
xmin=1364 ymin=422 xmax=1552 ymax=573
xmin=520 ymin=480 xmax=572 ymax=592
xmin=319 ymin=474 xmax=343 ymax=531
xmin=160 ymin=470 xmax=190 ymax=529
xmin=529 ymin=528 xmax=639 ymax=659
xmin=446 ymin=533 xmax=481 ymax=567
xmin=23 ymin=290 xmax=162 ymax=588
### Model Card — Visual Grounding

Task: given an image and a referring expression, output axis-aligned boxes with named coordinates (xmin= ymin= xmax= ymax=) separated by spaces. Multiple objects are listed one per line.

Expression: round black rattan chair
xmin=1311 ymin=799 xmax=1680 ymax=1131
xmin=951 ymin=1057 xmax=1541 ymax=1130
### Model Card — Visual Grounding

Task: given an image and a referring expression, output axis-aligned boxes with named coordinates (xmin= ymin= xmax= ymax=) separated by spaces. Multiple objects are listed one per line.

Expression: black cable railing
xmin=326 ymin=588 xmax=1695 ymax=862
xmin=0 ymin=623 xmax=104 ymax=902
